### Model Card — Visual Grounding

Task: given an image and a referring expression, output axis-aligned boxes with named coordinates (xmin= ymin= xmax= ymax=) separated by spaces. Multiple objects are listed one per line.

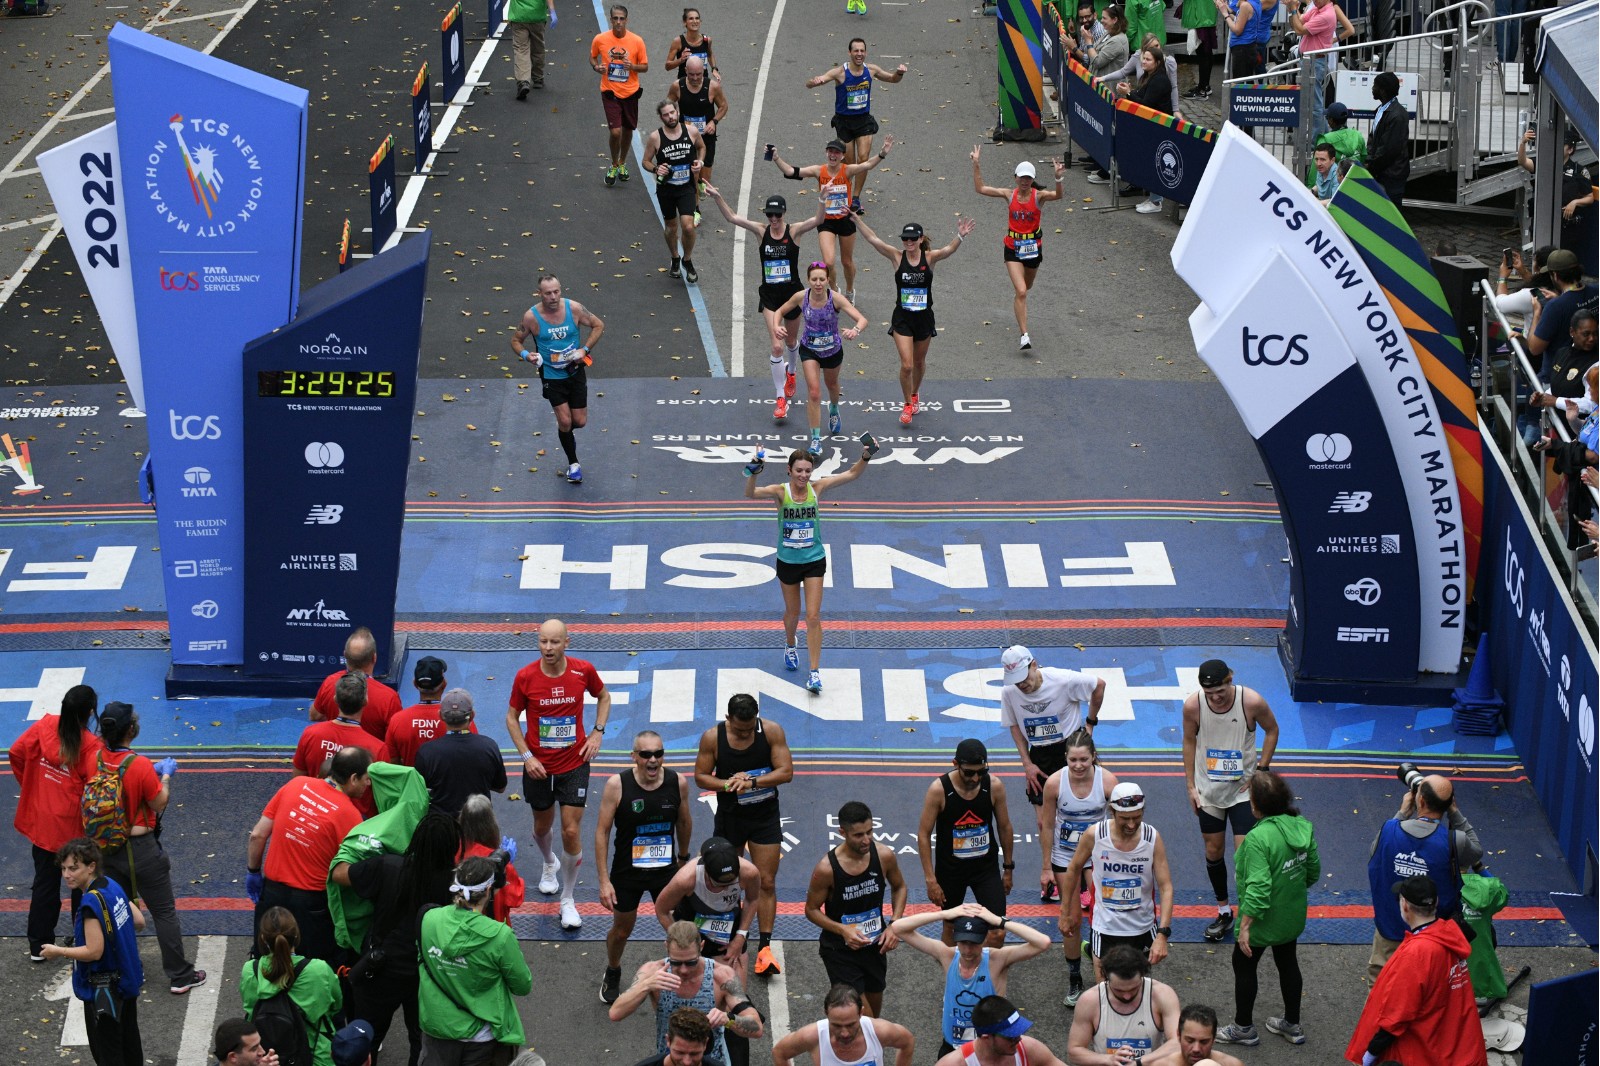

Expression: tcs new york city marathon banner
xmin=108 ymin=24 xmax=309 ymax=664
xmin=1171 ymin=128 xmax=1475 ymax=681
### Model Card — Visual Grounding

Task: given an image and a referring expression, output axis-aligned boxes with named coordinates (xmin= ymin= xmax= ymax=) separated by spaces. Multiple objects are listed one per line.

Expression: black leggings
xmin=1231 ymin=939 xmax=1301 ymax=1027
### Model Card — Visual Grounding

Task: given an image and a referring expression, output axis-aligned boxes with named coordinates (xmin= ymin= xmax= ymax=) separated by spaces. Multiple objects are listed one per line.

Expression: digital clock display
xmin=257 ymin=370 xmax=397 ymax=398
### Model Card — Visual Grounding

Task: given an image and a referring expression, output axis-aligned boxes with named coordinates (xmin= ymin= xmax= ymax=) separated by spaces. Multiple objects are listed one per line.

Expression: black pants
xmin=84 ymin=994 xmax=143 ymax=1066
xmin=1232 ymin=939 xmax=1302 ymax=1026
xmin=352 ymin=969 xmax=422 ymax=1066
xmin=29 ymin=843 xmax=63 ymax=954
xmin=255 ymin=879 xmax=339 ymax=964
xmin=724 ymin=1032 xmax=749 ymax=1066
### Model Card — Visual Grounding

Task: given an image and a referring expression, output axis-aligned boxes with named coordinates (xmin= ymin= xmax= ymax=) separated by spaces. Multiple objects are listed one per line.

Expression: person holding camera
xmin=1365 ymin=766 xmax=1482 ymax=981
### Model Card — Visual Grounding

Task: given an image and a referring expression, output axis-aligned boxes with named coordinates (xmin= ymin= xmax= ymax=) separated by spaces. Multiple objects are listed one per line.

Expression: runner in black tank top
xmin=917 ymin=738 xmax=1014 ymax=945
xmin=643 ymin=100 xmax=704 ymax=280
xmin=807 ymin=800 xmax=906 ymax=1018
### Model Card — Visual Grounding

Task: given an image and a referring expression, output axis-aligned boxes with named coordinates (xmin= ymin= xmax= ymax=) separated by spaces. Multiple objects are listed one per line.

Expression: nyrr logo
xmin=305 ymin=504 xmax=344 ymax=525
xmin=287 ymin=599 xmax=350 ymax=622
xmin=1328 ymin=491 xmax=1371 ymax=513
xmin=1337 ymin=626 xmax=1390 ymax=642
xmin=158 ymin=267 xmax=200 ymax=291
xmin=181 ymin=466 xmax=216 ymax=497
xmin=146 ymin=113 xmax=265 ymax=239
xmin=1343 ymin=577 xmax=1381 ymax=605
xmin=170 ymin=411 xmax=222 ymax=440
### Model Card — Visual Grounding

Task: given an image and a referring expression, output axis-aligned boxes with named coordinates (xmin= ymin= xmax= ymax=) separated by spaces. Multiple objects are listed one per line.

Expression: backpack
xmin=81 ymin=752 xmax=132 ymax=851
xmin=251 ymin=958 xmax=316 ymax=1066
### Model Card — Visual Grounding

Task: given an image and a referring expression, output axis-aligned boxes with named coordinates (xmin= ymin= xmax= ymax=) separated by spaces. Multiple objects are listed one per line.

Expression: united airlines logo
xmin=1328 ymin=491 xmax=1371 ymax=513
xmin=147 ymin=114 xmax=265 ymax=238
xmin=305 ymin=504 xmax=344 ymax=525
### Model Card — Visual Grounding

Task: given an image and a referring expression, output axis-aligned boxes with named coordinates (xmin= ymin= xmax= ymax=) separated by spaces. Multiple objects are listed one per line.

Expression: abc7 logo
xmin=305 ymin=442 xmax=345 ymax=468
xmin=1343 ymin=577 xmax=1381 ymax=605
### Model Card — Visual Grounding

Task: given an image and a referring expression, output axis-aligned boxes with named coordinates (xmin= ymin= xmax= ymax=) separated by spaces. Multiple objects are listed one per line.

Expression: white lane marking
xmin=61 ymin=107 xmax=117 ymax=122
xmin=156 ymin=6 xmax=243 ymax=24
xmin=175 ymin=936 xmax=230 ymax=1064
xmin=0 ymin=219 xmax=63 ymax=308
xmin=729 ymin=0 xmax=792 ymax=379
xmin=45 ymin=964 xmax=88 ymax=1046
xmin=766 ymin=941 xmax=791 ymax=1041
xmin=0 ymin=213 xmax=57 ymax=233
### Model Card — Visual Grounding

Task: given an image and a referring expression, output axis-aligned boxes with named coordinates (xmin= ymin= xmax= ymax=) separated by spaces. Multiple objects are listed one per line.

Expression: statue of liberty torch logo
xmin=1 ymin=433 xmax=42 ymax=495
xmin=170 ymin=114 xmax=224 ymax=219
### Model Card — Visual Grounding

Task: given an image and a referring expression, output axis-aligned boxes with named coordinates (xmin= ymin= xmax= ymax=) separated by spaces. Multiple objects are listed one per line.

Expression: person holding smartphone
xmin=743 ymin=442 xmax=875 ymax=694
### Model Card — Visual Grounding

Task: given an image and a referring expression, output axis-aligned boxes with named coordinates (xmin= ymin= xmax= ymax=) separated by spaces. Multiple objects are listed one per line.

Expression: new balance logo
xmin=1329 ymin=491 xmax=1372 ymax=513
xmin=305 ymin=505 xmax=344 ymax=525
xmin=1337 ymin=627 xmax=1390 ymax=642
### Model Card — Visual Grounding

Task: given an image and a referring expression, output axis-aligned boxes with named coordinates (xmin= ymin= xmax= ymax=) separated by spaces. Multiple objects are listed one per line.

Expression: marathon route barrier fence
xmin=441 ymin=3 xmax=467 ymax=103
xmin=368 ymin=134 xmax=398 ymax=252
xmin=412 ymin=62 xmax=433 ymax=173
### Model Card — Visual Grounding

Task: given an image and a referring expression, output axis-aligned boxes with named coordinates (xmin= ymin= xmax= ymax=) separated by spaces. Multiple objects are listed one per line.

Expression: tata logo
xmin=1558 ymin=655 xmax=1572 ymax=720
xmin=1306 ymin=433 xmax=1352 ymax=465
xmin=181 ymin=465 xmax=216 ymax=497
xmin=1242 ymin=329 xmax=1309 ymax=366
xmin=1337 ymin=626 xmax=1390 ymax=642
xmin=1328 ymin=491 xmax=1371 ymax=513
xmin=191 ymin=599 xmax=220 ymax=619
xmin=1343 ymin=577 xmax=1381 ymax=605
xmin=305 ymin=442 xmax=345 ymax=469
xmin=158 ymin=267 xmax=199 ymax=291
xmin=169 ymin=411 xmax=222 ymax=440
xmin=1503 ymin=545 xmax=1525 ymax=619
xmin=305 ymin=504 xmax=344 ymax=525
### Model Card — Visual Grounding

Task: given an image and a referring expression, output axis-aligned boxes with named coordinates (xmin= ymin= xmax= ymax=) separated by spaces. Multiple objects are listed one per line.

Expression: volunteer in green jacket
xmin=1459 ymin=869 xmax=1509 ymax=1000
xmin=1124 ymin=0 xmax=1164 ymax=60
xmin=417 ymin=855 xmax=534 ymax=1062
xmin=1219 ymin=770 xmax=1318 ymax=1049
xmin=506 ymin=0 xmax=552 ymax=99
xmin=241 ymin=907 xmax=342 ymax=1066
xmin=743 ymin=443 xmax=873 ymax=696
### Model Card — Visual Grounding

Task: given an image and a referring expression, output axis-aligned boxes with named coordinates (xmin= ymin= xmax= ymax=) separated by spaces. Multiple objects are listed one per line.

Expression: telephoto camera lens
xmin=1396 ymin=761 xmax=1424 ymax=789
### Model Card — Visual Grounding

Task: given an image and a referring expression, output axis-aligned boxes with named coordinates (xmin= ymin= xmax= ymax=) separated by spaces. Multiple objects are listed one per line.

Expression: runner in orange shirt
xmin=591 ymin=4 xmax=649 ymax=186
xmin=770 ymin=134 xmax=894 ymax=303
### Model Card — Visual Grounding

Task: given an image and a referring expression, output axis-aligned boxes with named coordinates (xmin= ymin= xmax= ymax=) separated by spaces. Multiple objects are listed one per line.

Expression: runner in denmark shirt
xmin=508 ymin=656 xmax=606 ymax=776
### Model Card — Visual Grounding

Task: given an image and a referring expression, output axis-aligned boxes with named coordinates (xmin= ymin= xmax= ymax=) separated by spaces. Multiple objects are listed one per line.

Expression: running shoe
xmin=1216 ymin=1025 xmax=1260 ymax=1047
xmin=828 ymin=407 xmax=842 ymax=435
xmin=566 ymin=463 xmax=583 ymax=485
xmin=617 ymin=163 xmax=630 ymax=181
xmin=1265 ymin=1017 xmax=1306 ymax=1045
xmin=1135 ymin=199 xmax=1162 ymax=214
xmin=1182 ymin=84 xmax=1212 ymax=99
xmin=807 ymin=435 xmax=823 ymax=459
xmin=170 ymin=970 xmax=208 ymax=996
xmin=1086 ymin=171 xmax=1111 ymax=184
xmin=600 ymin=966 xmax=622 ymax=1004
xmin=559 ymin=899 xmax=583 ymax=930
xmin=806 ymin=670 xmax=823 ymax=693
xmin=899 ymin=401 xmax=914 ymax=425
xmin=604 ymin=165 xmax=618 ymax=187
xmin=539 ymin=857 xmax=562 ymax=895
xmin=1040 ymin=880 xmax=1059 ymax=904
xmin=516 ymin=80 xmax=531 ymax=100
xmin=845 ymin=288 xmax=856 ymax=305
xmin=1019 ymin=332 xmax=1032 ymax=350
xmin=784 ymin=370 xmax=797 ymax=398
xmin=683 ymin=258 xmax=699 ymax=283
xmin=28 ymin=948 xmax=45 ymax=963
xmin=784 ymin=644 xmax=800 ymax=671
xmin=1204 ymin=910 xmax=1232 ymax=942
xmin=911 ymin=392 xmax=922 ymax=413
xmin=1063 ymin=972 xmax=1084 ymax=1007
xmin=755 ymin=945 xmax=781 ymax=974
xmin=773 ymin=396 xmax=789 ymax=423
xmin=669 ymin=257 xmax=682 ymax=279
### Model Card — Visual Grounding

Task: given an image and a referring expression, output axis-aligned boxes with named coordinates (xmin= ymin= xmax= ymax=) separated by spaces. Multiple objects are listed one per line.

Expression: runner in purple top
xmin=774 ymin=262 xmax=868 ymax=459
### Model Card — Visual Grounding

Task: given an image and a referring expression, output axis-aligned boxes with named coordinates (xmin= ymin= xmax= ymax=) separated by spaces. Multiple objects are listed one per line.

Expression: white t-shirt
xmin=1000 ymin=667 xmax=1097 ymax=748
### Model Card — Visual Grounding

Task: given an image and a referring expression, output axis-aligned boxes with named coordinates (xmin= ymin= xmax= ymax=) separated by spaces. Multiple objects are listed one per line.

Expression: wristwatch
xmin=1156 ymin=925 xmax=1173 ymax=938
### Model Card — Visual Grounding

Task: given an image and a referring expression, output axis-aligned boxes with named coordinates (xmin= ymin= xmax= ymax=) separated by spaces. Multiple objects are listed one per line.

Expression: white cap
xmin=1109 ymin=782 xmax=1145 ymax=811
xmin=1014 ymin=160 xmax=1037 ymax=179
xmin=1001 ymin=645 xmax=1034 ymax=685
xmin=1481 ymin=1017 xmax=1525 ymax=1051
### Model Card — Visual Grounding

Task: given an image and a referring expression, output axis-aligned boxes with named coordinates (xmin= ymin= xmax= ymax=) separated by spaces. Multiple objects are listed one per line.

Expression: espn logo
xmin=1337 ymin=626 xmax=1390 ymax=643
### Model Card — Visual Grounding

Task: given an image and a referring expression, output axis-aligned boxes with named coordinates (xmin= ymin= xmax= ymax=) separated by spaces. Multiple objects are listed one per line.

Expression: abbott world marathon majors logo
xmin=1154 ymin=140 xmax=1183 ymax=191
xmin=146 ymin=114 xmax=265 ymax=239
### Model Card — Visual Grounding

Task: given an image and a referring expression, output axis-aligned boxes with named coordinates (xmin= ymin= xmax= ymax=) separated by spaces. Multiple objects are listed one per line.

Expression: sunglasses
xmin=958 ymin=765 xmax=987 ymax=778
xmin=1110 ymin=795 xmax=1144 ymax=809
xmin=635 ymin=750 xmax=665 ymax=759
xmin=666 ymin=957 xmax=700 ymax=970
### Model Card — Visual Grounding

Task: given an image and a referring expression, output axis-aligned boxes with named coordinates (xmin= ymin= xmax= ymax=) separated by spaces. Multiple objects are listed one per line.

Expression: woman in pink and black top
xmin=1286 ymin=0 xmax=1354 ymax=140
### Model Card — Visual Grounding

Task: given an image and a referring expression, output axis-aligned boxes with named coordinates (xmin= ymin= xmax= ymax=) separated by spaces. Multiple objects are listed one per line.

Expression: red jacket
xmin=310 ymin=670 xmax=402 ymax=741
xmin=463 ymin=841 xmax=525 ymax=925
xmin=8 ymin=717 xmax=104 ymax=850
xmin=1346 ymin=918 xmax=1487 ymax=1066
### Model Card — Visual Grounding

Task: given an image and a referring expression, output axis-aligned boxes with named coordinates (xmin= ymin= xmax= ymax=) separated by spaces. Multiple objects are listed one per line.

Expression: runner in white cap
xmin=1058 ymin=780 xmax=1174 ymax=982
xmin=933 ymin=994 xmax=1068 ymax=1066
xmin=969 ymin=148 xmax=1067 ymax=351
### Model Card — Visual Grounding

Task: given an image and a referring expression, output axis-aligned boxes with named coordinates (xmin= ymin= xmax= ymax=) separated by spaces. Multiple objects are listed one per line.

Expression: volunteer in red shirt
xmin=387 ymin=655 xmax=473 ymax=766
xmin=295 ymin=672 xmax=388 ymax=818
xmin=505 ymin=617 xmax=611 ymax=931
xmin=95 ymin=701 xmax=206 ymax=994
xmin=245 ymin=746 xmax=373 ymax=963
xmin=1346 ymin=875 xmax=1487 ymax=1066
xmin=310 ymin=626 xmax=402 ymax=741
xmin=8 ymin=683 xmax=102 ymax=962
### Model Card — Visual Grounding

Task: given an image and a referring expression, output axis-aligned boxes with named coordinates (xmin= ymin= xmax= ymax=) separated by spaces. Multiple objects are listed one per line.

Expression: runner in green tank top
xmin=744 ymin=444 xmax=874 ymax=694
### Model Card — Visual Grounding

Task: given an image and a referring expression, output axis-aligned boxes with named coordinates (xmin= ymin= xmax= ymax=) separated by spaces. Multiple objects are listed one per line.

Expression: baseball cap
xmin=975 ymin=1008 xmax=1034 ymax=1039
xmin=1014 ymin=160 xmax=1037 ymax=179
xmin=900 ymin=222 xmax=925 ymax=241
xmin=953 ymin=916 xmax=989 ymax=943
xmin=99 ymin=701 xmax=134 ymax=734
xmin=1197 ymin=658 xmax=1231 ymax=687
xmin=1546 ymin=248 xmax=1582 ymax=274
xmin=1001 ymin=645 xmax=1034 ymax=685
xmin=1481 ymin=1017 xmax=1526 ymax=1051
xmin=1392 ymin=874 xmax=1438 ymax=909
xmin=413 ymin=655 xmax=447 ymax=688
xmin=825 ymin=138 xmax=847 ymax=154
xmin=439 ymin=688 xmax=474 ymax=726
xmin=1325 ymin=101 xmax=1349 ymax=122
xmin=954 ymin=738 xmax=988 ymax=765
xmin=1109 ymin=782 xmax=1145 ymax=811
xmin=330 ymin=1019 xmax=375 ymax=1066
xmin=764 ymin=194 xmax=788 ymax=215
xmin=701 ymin=837 xmax=740 ymax=882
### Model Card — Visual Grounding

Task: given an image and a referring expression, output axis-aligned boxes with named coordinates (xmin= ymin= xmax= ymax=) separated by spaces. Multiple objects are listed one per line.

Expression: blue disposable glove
xmin=153 ymin=757 xmax=177 ymax=777
xmin=499 ymin=835 xmax=519 ymax=863
xmin=1362 ymin=1053 xmax=1378 ymax=1066
xmin=245 ymin=869 xmax=264 ymax=903
xmin=743 ymin=449 xmax=766 ymax=477
xmin=547 ymin=6 xmax=556 ymax=26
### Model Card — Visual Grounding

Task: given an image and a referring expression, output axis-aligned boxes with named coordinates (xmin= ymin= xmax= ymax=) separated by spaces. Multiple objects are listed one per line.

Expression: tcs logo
xmin=1503 ymin=544 xmax=1525 ymax=619
xmin=169 ymin=411 xmax=222 ymax=440
xmin=158 ymin=267 xmax=199 ymax=291
xmin=1241 ymin=328 xmax=1309 ymax=366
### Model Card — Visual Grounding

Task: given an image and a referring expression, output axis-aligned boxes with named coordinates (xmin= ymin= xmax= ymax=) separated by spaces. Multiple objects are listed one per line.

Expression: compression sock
xmin=1206 ymin=856 xmax=1230 ymax=905
xmin=558 ymin=430 xmax=579 ymax=465
xmin=770 ymin=355 xmax=787 ymax=396
xmin=1067 ymin=957 xmax=1081 ymax=975
xmin=785 ymin=345 xmax=799 ymax=372
xmin=561 ymin=850 xmax=582 ymax=900
xmin=533 ymin=829 xmax=556 ymax=864
xmin=759 ymin=930 xmax=772 ymax=949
